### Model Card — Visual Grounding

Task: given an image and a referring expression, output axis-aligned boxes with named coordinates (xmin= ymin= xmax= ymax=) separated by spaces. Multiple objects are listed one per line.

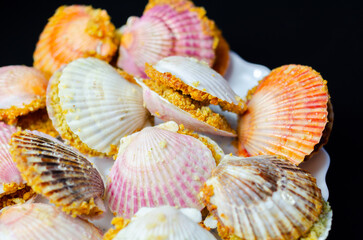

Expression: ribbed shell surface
xmin=107 ymin=125 xmax=216 ymax=219
xmin=200 ymin=155 xmax=323 ymax=240
xmin=117 ymin=0 xmax=216 ymax=77
xmin=153 ymin=56 xmax=241 ymax=105
xmin=238 ymin=64 xmax=330 ymax=165
xmin=0 ymin=203 xmax=103 ymax=240
xmin=113 ymin=206 xmax=216 ymax=240
xmin=56 ymin=57 xmax=149 ymax=155
xmin=0 ymin=122 xmax=22 ymax=184
xmin=10 ymin=131 xmax=105 ymax=215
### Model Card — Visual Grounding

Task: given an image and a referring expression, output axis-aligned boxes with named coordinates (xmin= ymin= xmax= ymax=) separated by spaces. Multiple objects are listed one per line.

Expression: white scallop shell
xmin=111 ymin=206 xmax=216 ymax=240
xmin=48 ymin=57 xmax=151 ymax=155
xmin=152 ymin=56 xmax=241 ymax=106
xmin=107 ymin=122 xmax=216 ymax=218
xmin=0 ymin=203 xmax=103 ymax=240
xmin=200 ymin=154 xmax=325 ymax=240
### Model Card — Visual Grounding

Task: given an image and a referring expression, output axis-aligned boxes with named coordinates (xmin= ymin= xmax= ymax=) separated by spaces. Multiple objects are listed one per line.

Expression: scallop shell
xmin=107 ymin=122 xmax=216 ymax=219
xmin=10 ymin=130 xmax=106 ymax=217
xmin=0 ymin=122 xmax=22 ymax=184
xmin=104 ymin=206 xmax=217 ymax=240
xmin=199 ymin=155 xmax=324 ymax=240
xmin=0 ymin=66 xmax=48 ymax=123
xmin=117 ymin=0 xmax=218 ymax=77
xmin=33 ymin=5 xmax=118 ymax=78
xmin=46 ymin=57 xmax=151 ymax=156
xmin=238 ymin=64 xmax=332 ymax=165
xmin=0 ymin=203 xmax=103 ymax=240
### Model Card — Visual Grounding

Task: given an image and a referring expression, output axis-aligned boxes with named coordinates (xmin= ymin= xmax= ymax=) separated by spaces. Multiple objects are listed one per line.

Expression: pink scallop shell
xmin=117 ymin=1 xmax=216 ymax=77
xmin=0 ymin=122 xmax=22 ymax=184
xmin=106 ymin=125 xmax=216 ymax=219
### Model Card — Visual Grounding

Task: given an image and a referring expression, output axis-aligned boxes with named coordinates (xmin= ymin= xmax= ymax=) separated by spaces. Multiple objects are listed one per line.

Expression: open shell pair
xmin=46 ymin=57 xmax=151 ymax=157
xmin=0 ymin=203 xmax=103 ymax=240
xmin=107 ymin=121 xmax=222 ymax=219
xmin=199 ymin=154 xmax=332 ymax=240
xmin=33 ymin=5 xmax=119 ymax=78
xmin=238 ymin=64 xmax=333 ymax=165
xmin=117 ymin=0 xmax=230 ymax=77
xmin=10 ymin=130 xmax=106 ymax=218
xmin=137 ymin=56 xmax=246 ymax=137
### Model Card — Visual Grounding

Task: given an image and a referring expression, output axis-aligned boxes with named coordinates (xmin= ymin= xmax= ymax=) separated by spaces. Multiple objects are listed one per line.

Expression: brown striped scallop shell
xmin=10 ymin=131 xmax=105 ymax=218
xmin=199 ymin=155 xmax=324 ymax=240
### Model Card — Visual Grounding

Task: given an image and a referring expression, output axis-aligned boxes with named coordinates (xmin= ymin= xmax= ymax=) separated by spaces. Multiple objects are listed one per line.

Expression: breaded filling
xmin=0 ymin=183 xmax=35 ymax=209
xmin=48 ymin=71 xmax=105 ymax=157
xmin=16 ymin=108 xmax=59 ymax=137
xmin=145 ymin=64 xmax=246 ymax=114
xmin=143 ymin=78 xmax=235 ymax=134
xmin=103 ymin=217 xmax=131 ymax=240
xmin=0 ymin=97 xmax=46 ymax=125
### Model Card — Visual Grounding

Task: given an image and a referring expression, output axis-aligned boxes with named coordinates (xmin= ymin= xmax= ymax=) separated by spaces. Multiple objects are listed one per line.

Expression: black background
xmin=0 ymin=0 xmax=361 ymax=239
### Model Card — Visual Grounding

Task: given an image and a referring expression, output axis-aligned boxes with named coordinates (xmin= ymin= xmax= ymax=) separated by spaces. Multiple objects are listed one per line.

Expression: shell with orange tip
xmin=117 ymin=0 xmax=222 ymax=77
xmin=0 ymin=66 xmax=48 ymax=124
xmin=10 ymin=130 xmax=106 ymax=218
xmin=199 ymin=154 xmax=331 ymax=240
xmin=0 ymin=203 xmax=103 ymax=240
xmin=33 ymin=5 xmax=118 ymax=78
xmin=0 ymin=122 xmax=36 ymax=210
xmin=238 ymin=64 xmax=333 ymax=165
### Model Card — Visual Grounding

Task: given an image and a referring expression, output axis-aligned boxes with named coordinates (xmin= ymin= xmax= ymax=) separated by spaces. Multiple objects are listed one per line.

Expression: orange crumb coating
xmin=47 ymin=71 xmax=106 ymax=157
xmin=178 ymin=124 xmax=222 ymax=164
xmin=16 ymin=108 xmax=59 ymax=137
xmin=116 ymin=69 xmax=137 ymax=85
xmin=145 ymin=64 xmax=246 ymax=114
xmin=0 ymin=97 xmax=46 ymax=125
xmin=62 ymin=198 xmax=103 ymax=218
xmin=143 ymin=78 xmax=235 ymax=134
xmin=0 ymin=183 xmax=35 ymax=210
xmin=33 ymin=5 xmax=118 ymax=78
xmin=103 ymin=217 xmax=131 ymax=240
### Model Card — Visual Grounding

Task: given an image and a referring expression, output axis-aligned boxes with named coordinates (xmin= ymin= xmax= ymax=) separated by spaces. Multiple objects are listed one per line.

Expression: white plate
xmin=42 ymin=52 xmax=332 ymax=235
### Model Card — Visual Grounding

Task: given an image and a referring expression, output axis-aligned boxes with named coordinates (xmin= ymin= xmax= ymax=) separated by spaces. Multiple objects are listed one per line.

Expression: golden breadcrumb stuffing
xmin=48 ymin=72 xmax=106 ymax=157
xmin=0 ymin=183 xmax=35 ymax=209
xmin=178 ymin=125 xmax=222 ymax=164
xmin=116 ymin=69 xmax=138 ymax=85
xmin=103 ymin=217 xmax=131 ymax=240
xmin=143 ymin=78 xmax=235 ymax=134
xmin=62 ymin=198 xmax=103 ymax=218
xmin=16 ymin=108 xmax=59 ymax=137
xmin=145 ymin=64 xmax=246 ymax=114
xmin=0 ymin=97 xmax=46 ymax=125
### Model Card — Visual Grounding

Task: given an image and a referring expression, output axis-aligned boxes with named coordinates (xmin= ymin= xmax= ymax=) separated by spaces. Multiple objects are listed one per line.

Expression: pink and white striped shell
xmin=10 ymin=130 xmax=106 ymax=218
xmin=199 ymin=155 xmax=325 ymax=240
xmin=117 ymin=0 xmax=218 ymax=77
xmin=107 ymin=122 xmax=216 ymax=219
xmin=0 ymin=122 xmax=22 ymax=185
xmin=107 ymin=206 xmax=217 ymax=240
xmin=0 ymin=203 xmax=103 ymax=240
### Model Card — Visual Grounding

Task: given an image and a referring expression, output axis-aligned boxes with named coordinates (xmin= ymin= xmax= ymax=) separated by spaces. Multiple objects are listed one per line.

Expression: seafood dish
xmin=0 ymin=0 xmax=334 ymax=239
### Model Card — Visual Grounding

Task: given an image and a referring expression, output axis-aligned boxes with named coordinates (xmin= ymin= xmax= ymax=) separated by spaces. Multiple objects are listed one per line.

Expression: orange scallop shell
xmin=237 ymin=65 xmax=331 ymax=165
xmin=33 ymin=5 xmax=118 ymax=78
